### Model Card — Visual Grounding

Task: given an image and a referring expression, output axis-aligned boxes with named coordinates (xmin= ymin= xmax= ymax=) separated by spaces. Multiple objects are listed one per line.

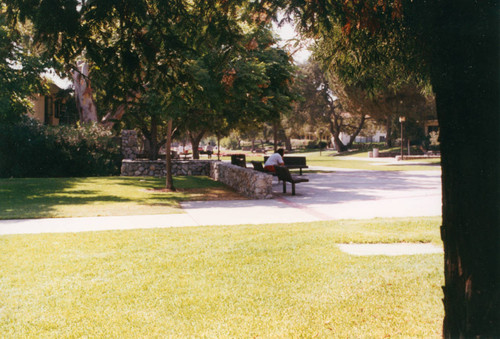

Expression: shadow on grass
xmin=0 ymin=178 xmax=134 ymax=219
xmin=0 ymin=176 xmax=234 ymax=219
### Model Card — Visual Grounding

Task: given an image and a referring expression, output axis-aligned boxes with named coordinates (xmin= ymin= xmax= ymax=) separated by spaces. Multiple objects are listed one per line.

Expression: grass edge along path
xmin=0 ymin=217 xmax=443 ymax=338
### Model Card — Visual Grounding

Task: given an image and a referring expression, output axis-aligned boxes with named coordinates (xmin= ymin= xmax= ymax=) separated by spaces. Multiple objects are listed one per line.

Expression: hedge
xmin=0 ymin=118 xmax=122 ymax=178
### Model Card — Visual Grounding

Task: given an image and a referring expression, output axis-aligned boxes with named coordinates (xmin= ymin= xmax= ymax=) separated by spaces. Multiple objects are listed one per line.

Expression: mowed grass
xmin=221 ymin=150 xmax=441 ymax=171
xmin=0 ymin=217 xmax=443 ymax=338
xmin=306 ymin=151 xmax=441 ymax=171
xmin=0 ymin=176 xmax=243 ymax=220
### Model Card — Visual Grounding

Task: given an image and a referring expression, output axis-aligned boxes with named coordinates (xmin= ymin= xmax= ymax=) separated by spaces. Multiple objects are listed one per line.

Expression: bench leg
xmin=292 ymin=182 xmax=296 ymax=195
xmin=299 ymin=168 xmax=302 ymax=175
xmin=282 ymin=181 xmax=287 ymax=193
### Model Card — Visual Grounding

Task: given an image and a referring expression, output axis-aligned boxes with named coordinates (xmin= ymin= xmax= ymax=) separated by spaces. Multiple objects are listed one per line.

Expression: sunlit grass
xmin=306 ymin=151 xmax=441 ymax=171
xmin=0 ymin=217 xmax=443 ymax=338
xmin=220 ymin=150 xmax=440 ymax=171
xmin=0 ymin=176 xmax=243 ymax=220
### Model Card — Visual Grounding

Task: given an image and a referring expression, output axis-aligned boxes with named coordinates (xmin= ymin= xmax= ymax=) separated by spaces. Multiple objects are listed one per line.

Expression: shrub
xmin=220 ymin=134 xmax=240 ymax=150
xmin=306 ymin=140 xmax=328 ymax=149
xmin=0 ymin=118 xmax=122 ymax=178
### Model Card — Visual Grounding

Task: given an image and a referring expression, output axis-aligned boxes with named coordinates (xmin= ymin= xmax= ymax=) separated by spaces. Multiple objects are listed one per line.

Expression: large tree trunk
xmin=328 ymin=118 xmax=349 ymax=152
xmin=140 ymin=116 xmax=161 ymax=160
xmin=385 ymin=115 xmax=393 ymax=147
xmin=272 ymin=120 xmax=279 ymax=151
xmin=101 ymin=104 xmax=126 ymax=128
xmin=165 ymin=119 xmax=175 ymax=191
xmin=345 ymin=114 xmax=366 ymax=149
xmin=277 ymin=127 xmax=292 ymax=151
xmin=72 ymin=61 xmax=98 ymax=123
xmin=188 ymin=129 xmax=206 ymax=160
xmin=420 ymin=2 xmax=500 ymax=336
xmin=149 ymin=116 xmax=160 ymax=160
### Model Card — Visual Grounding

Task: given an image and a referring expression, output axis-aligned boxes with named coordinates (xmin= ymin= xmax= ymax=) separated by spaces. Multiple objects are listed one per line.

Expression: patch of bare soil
xmin=148 ymin=187 xmax=248 ymax=201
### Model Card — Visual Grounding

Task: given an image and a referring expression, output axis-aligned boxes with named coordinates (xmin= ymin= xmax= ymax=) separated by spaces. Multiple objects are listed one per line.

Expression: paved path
xmin=0 ymin=168 xmax=441 ymax=235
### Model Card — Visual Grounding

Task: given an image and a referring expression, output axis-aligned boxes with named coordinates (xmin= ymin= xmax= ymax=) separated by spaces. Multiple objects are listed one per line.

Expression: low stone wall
xmin=121 ymin=159 xmax=273 ymax=199
xmin=210 ymin=162 xmax=273 ymax=199
xmin=121 ymin=130 xmax=140 ymax=160
xmin=121 ymin=159 xmax=211 ymax=177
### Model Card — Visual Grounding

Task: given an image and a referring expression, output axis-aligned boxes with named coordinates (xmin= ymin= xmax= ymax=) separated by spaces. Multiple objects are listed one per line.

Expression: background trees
xmin=6 ymin=0 xmax=297 ymax=187
xmin=0 ymin=5 xmax=50 ymax=123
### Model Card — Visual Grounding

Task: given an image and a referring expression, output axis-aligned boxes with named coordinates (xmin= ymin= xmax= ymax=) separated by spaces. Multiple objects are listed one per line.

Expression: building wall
xmin=30 ymin=94 xmax=46 ymax=123
xmin=28 ymin=84 xmax=62 ymax=126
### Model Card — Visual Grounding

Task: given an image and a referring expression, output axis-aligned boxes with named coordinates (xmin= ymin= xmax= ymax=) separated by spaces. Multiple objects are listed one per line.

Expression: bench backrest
xmin=231 ymin=154 xmax=246 ymax=168
xmin=264 ymin=156 xmax=306 ymax=166
xmin=251 ymin=161 xmax=264 ymax=171
xmin=275 ymin=166 xmax=293 ymax=182
xmin=284 ymin=156 xmax=306 ymax=166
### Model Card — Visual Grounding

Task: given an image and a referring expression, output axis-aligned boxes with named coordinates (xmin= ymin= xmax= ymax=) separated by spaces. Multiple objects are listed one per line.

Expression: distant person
xmin=206 ymin=144 xmax=213 ymax=159
xmin=264 ymin=149 xmax=284 ymax=172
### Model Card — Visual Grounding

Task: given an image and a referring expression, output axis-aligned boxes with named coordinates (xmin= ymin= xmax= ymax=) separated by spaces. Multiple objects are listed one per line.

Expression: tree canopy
xmin=0 ymin=5 xmax=50 ymax=123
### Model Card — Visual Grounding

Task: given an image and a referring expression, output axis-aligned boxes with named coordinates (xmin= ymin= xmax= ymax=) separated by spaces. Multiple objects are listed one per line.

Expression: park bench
xmin=263 ymin=156 xmax=309 ymax=175
xmin=275 ymin=166 xmax=309 ymax=196
xmin=250 ymin=161 xmax=265 ymax=172
xmin=231 ymin=154 xmax=246 ymax=168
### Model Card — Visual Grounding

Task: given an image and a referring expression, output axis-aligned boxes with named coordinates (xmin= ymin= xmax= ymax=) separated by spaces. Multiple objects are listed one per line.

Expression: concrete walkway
xmin=0 ymin=168 xmax=442 ymax=236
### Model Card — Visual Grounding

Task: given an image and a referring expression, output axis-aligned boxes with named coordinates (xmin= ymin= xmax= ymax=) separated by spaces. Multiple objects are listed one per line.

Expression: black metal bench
xmin=250 ymin=161 xmax=265 ymax=171
xmin=231 ymin=154 xmax=246 ymax=168
xmin=275 ymin=166 xmax=309 ymax=195
xmin=264 ymin=156 xmax=308 ymax=175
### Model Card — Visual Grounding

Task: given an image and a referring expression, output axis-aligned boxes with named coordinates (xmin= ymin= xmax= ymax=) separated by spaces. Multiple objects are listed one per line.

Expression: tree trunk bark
xmin=217 ymin=133 xmax=221 ymax=161
xmin=72 ymin=61 xmax=98 ymax=124
xmin=188 ymin=130 xmax=205 ymax=160
xmin=165 ymin=119 xmax=175 ymax=191
xmin=284 ymin=136 xmax=292 ymax=152
xmin=273 ymin=120 xmax=279 ymax=151
xmin=345 ymin=114 xmax=366 ymax=149
xmin=101 ymin=104 xmax=126 ymax=128
xmin=385 ymin=115 xmax=393 ymax=147
xmin=328 ymin=119 xmax=348 ymax=152
xmin=148 ymin=116 xmax=159 ymax=160
xmin=420 ymin=2 xmax=500 ymax=336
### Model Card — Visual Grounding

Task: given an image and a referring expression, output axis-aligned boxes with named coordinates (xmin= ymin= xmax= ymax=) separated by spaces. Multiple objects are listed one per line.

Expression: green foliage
xmin=389 ymin=117 xmax=427 ymax=146
xmin=220 ymin=134 xmax=240 ymax=150
xmin=307 ymin=140 xmax=328 ymax=149
xmin=0 ymin=6 xmax=50 ymax=123
xmin=0 ymin=118 xmax=121 ymax=178
xmin=280 ymin=1 xmax=434 ymax=150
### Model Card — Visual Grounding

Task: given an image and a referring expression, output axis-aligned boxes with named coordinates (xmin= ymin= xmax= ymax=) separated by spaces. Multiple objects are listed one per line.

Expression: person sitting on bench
xmin=264 ymin=149 xmax=284 ymax=173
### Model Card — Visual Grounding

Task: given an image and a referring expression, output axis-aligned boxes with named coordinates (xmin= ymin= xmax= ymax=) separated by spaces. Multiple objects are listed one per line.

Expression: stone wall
xmin=121 ymin=130 xmax=140 ymax=160
xmin=121 ymin=159 xmax=211 ymax=177
xmin=120 ymin=159 xmax=273 ymax=199
xmin=210 ymin=162 xmax=273 ymax=199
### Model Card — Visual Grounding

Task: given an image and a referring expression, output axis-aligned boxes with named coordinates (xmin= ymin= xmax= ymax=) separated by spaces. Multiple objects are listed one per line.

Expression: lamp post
xmin=399 ymin=116 xmax=406 ymax=160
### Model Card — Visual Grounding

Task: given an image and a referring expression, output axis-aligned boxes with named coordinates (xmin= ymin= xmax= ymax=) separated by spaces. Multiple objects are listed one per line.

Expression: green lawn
xmin=0 ymin=176 xmax=242 ymax=220
xmin=0 ymin=217 xmax=443 ymax=338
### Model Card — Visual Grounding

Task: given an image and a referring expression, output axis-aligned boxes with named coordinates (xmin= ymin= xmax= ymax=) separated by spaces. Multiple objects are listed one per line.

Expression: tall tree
xmin=278 ymin=0 xmax=499 ymax=336
xmin=0 ymin=5 xmax=50 ymax=123
xmin=292 ymin=61 xmax=368 ymax=151
xmin=72 ymin=60 xmax=98 ymax=123
xmin=405 ymin=2 xmax=499 ymax=336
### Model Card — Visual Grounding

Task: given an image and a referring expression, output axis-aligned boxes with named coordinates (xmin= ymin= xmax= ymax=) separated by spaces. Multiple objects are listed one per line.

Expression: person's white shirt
xmin=265 ymin=152 xmax=284 ymax=166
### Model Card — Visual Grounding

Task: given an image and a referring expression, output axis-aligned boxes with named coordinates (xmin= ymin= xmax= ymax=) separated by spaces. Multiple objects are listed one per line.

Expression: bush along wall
xmin=0 ymin=118 xmax=122 ymax=178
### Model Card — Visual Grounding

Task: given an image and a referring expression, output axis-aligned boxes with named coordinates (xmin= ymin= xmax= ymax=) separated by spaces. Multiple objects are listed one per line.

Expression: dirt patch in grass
xmin=148 ymin=187 xmax=248 ymax=201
